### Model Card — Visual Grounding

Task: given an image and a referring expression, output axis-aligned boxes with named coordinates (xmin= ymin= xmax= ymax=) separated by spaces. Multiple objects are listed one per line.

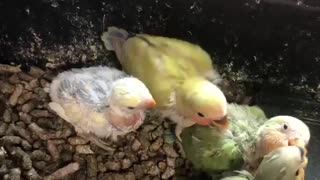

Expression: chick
xmin=101 ymin=27 xmax=228 ymax=141
xmin=181 ymin=104 xmax=310 ymax=174
xmin=49 ymin=66 xmax=155 ymax=151
xmin=251 ymin=116 xmax=310 ymax=169
xmin=220 ymin=146 xmax=306 ymax=180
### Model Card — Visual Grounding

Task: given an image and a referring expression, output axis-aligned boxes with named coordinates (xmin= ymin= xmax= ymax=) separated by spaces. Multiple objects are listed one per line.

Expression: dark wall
xmin=1 ymin=0 xmax=320 ymax=90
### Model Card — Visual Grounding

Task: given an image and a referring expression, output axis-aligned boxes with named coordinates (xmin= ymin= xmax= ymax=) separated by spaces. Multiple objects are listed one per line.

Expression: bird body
xmin=101 ymin=27 xmax=228 ymax=140
xmin=253 ymin=146 xmax=305 ymax=180
xmin=181 ymin=103 xmax=310 ymax=175
xmin=49 ymin=66 xmax=155 ymax=150
xmin=220 ymin=146 xmax=306 ymax=180
xmin=181 ymin=103 xmax=265 ymax=174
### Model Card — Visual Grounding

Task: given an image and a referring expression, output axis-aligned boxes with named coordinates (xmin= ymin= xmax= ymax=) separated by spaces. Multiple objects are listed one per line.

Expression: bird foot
xmin=175 ymin=126 xmax=183 ymax=142
xmin=302 ymin=156 xmax=308 ymax=169
xmin=48 ymin=102 xmax=69 ymax=121
xmin=79 ymin=133 xmax=115 ymax=152
xmin=176 ymin=140 xmax=186 ymax=158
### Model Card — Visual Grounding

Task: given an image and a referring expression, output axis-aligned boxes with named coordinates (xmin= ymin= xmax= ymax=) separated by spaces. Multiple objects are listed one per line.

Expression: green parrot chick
xmin=181 ymin=125 xmax=243 ymax=174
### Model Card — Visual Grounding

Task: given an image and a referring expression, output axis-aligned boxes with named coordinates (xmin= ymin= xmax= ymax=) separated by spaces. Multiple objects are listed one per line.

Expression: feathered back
xmin=181 ymin=125 xmax=244 ymax=174
xmin=49 ymin=66 xmax=127 ymax=110
xmin=227 ymin=103 xmax=268 ymax=160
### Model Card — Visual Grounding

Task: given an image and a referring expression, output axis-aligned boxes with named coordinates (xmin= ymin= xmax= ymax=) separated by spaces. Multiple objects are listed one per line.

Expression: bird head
xmin=176 ymin=77 xmax=229 ymax=130
xmin=256 ymin=115 xmax=310 ymax=157
xmin=110 ymin=77 xmax=156 ymax=115
xmin=266 ymin=116 xmax=310 ymax=148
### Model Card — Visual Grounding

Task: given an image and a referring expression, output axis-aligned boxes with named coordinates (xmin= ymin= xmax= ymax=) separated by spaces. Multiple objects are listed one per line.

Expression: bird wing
xmin=51 ymin=66 xmax=126 ymax=112
xmin=227 ymin=103 xmax=268 ymax=162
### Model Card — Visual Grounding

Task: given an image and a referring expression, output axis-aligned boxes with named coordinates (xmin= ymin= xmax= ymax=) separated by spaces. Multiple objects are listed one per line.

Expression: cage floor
xmin=0 ymin=64 xmax=318 ymax=180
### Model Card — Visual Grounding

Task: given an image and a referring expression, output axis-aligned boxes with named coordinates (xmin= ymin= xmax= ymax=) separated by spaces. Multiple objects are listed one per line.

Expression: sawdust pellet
xmin=30 ymin=110 xmax=52 ymax=118
xmin=19 ymin=113 xmax=32 ymax=124
xmin=86 ymin=155 xmax=97 ymax=178
xmin=0 ymin=64 xmax=21 ymax=74
xmin=1 ymin=136 xmax=22 ymax=145
xmin=17 ymin=72 xmax=34 ymax=82
xmin=9 ymin=84 xmax=24 ymax=106
xmin=29 ymin=67 xmax=45 ymax=78
xmin=43 ymin=162 xmax=80 ymax=180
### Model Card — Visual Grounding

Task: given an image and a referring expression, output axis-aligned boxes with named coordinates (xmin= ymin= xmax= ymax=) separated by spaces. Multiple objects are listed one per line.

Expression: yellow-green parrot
xmin=220 ymin=146 xmax=306 ymax=180
xmin=101 ymin=27 xmax=228 ymax=140
xmin=181 ymin=103 xmax=310 ymax=175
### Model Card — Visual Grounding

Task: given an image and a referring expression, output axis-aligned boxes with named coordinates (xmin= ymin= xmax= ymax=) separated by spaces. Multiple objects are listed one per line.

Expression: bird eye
xmin=295 ymin=170 xmax=299 ymax=176
xmin=127 ymin=107 xmax=135 ymax=110
xmin=197 ymin=112 xmax=205 ymax=117
xmin=283 ymin=124 xmax=288 ymax=130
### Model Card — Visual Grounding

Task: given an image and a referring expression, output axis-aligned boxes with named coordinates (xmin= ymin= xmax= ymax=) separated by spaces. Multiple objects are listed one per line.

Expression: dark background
xmin=0 ymin=0 xmax=319 ymax=179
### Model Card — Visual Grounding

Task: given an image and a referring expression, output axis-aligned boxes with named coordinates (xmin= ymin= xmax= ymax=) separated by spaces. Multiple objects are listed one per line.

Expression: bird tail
xmin=203 ymin=69 xmax=222 ymax=85
xmin=49 ymin=77 xmax=61 ymax=104
xmin=101 ymin=26 xmax=129 ymax=51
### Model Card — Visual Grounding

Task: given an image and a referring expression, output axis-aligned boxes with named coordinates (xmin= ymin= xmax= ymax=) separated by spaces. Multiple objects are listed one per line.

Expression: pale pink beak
xmin=141 ymin=99 xmax=156 ymax=109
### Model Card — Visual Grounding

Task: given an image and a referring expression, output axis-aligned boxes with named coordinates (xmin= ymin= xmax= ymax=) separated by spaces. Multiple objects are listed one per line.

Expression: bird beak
xmin=211 ymin=115 xmax=229 ymax=130
xmin=288 ymin=138 xmax=307 ymax=155
xmin=141 ymin=99 xmax=156 ymax=109
xmin=288 ymin=138 xmax=305 ymax=147
xmin=292 ymin=141 xmax=309 ymax=169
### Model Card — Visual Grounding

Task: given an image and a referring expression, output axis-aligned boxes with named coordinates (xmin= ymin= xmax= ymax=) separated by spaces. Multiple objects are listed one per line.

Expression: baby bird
xmin=101 ymin=26 xmax=228 ymax=141
xmin=49 ymin=66 xmax=156 ymax=151
xmin=220 ymin=146 xmax=306 ymax=180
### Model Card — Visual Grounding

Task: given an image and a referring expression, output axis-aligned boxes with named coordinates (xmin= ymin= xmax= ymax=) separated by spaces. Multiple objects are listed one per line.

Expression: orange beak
xmin=289 ymin=138 xmax=308 ymax=157
xmin=211 ymin=116 xmax=230 ymax=130
xmin=142 ymin=99 xmax=156 ymax=109
xmin=288 ymin=138 xmax=306 ymax=148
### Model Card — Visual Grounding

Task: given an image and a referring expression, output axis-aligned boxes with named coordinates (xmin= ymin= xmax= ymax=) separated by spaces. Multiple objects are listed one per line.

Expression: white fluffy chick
xmin=49 ymin=66 xmax=156 ymax=151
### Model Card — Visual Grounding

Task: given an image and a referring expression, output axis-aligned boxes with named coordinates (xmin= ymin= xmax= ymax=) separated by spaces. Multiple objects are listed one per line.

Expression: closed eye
xmin=127 ymin=107 xmax=135 ymax=110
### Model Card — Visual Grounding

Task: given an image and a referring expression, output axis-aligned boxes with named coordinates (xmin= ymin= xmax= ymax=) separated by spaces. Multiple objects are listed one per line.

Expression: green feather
xmin=227 ymin=103 xmax=268 ymax=161
xmin=181 ymin=125 xmax=243 ymax=173
xmin=181 ymin=103 xmax=268 ymax=174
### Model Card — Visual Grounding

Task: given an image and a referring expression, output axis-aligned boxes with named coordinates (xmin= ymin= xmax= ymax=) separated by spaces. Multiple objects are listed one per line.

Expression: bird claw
xmin=297 ymin=168 xmax=306 ymax=180
xmin=176 ymin=135 xmax=182 ymax=142
xmin=302 ymin=156 xmax=308 ymax=168
xmin=175 ymin=126 xmax=183 ymax=142
xmin=79 ymin=133 xmax=115 ymax=152
xmin=48 ymin=102 xmax=69 ymax=121
xmin=176 ymin=140 xmax=186 ymax=158
xmin=43 ymin=86 xmax=50 ymax=93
